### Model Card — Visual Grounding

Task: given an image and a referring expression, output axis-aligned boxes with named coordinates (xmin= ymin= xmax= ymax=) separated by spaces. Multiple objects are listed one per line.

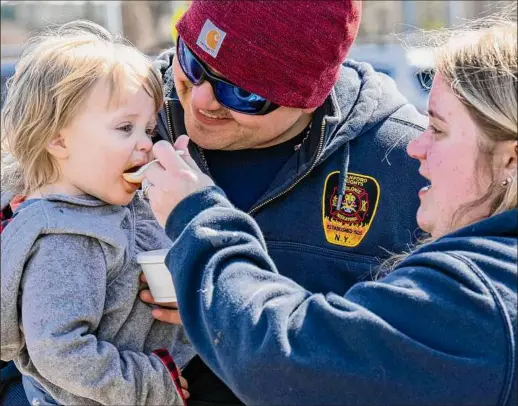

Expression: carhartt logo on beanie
xmin=176 ymin=0 xmax=362 ymax=109
xmin=196 ymin=19 xmax=227 ymax=58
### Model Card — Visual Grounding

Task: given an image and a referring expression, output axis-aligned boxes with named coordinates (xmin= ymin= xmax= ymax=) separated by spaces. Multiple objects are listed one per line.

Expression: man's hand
xmin=143 ymin=136 xmax=214 ymax=227
xmin=140 ymin=274 xmax=188 ymax=398
xmin=179 ymin=374 xmax=189 ymax=400
xmin=139 ymin=273 xmax=182 ymax=325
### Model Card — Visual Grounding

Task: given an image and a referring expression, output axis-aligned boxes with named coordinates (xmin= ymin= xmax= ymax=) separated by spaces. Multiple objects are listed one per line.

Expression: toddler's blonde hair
xmin=1 ymin=20 xmax=164 ymax=195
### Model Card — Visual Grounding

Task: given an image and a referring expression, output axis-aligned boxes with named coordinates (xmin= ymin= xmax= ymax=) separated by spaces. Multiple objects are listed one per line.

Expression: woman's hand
xmin=143 ymin=135 xmax=214 ymax=227
xmin=139 ymin=273 xmax=182 ymax=325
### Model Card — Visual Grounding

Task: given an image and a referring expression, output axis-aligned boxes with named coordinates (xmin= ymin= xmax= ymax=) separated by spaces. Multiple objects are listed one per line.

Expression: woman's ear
xmin=497 ymin=140 xmax=518 ymax=179
xmin=505 ymin=141 xmax=518 ymax=170
xmin=46 ymin=133 xmax=69 ymax=160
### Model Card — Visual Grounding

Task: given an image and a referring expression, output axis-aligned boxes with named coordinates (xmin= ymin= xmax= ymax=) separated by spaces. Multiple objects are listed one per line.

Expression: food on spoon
xmin=123 ymin=159 xmax=159 ymax=184
xmin=123 ymin=151 xmax=185 ymax=184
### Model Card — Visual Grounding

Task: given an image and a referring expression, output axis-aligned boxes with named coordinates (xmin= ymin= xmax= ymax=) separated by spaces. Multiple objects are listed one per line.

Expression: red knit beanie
xmin=176 ymin=0 xmax=362 ymax=109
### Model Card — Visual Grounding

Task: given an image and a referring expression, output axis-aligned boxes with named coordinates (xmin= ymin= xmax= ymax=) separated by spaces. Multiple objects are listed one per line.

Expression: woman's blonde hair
xmin=1 ymin=20 xmax=164 ymax=195
xmin=436 ymin=7 xmax=517 ymax=219
xmin=381 ymin=4 xmax=517 ymax=274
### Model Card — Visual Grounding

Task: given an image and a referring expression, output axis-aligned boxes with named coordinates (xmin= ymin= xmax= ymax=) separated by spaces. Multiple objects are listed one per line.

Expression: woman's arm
xmin=164 ymin=187 xmax=508 ymax=406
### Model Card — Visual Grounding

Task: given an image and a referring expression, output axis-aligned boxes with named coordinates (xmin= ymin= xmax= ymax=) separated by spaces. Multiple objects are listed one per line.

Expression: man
xmin=146 ymin=0 xmax=427 ymax=404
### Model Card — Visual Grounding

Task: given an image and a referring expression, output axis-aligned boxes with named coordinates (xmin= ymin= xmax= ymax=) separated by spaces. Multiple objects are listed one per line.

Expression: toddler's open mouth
xmin=125 ymin=165 xmax=143 ymax=174
xmin=123 ymin=159 xmax=162 ymax=184
xmin=123 ymin=151 xmax=185 ymax=184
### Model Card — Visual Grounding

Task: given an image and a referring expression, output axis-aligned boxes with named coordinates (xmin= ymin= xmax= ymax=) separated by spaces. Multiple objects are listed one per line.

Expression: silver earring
xmin=501 ymin=177 xmax=512 ymax=187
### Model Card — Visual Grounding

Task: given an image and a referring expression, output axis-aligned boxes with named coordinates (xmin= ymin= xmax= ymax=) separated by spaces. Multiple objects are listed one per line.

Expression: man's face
xmin=173 ymin=56 xmax=314 ymax=150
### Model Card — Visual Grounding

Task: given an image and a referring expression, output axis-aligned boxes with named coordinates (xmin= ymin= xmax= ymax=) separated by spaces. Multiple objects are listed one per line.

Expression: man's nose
xmin=190 ymin=81 xmax=222 ymax=111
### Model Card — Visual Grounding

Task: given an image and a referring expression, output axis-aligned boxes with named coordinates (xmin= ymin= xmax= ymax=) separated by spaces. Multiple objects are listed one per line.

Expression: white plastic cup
xmin=137 ymin=249 xmax=177 ymax=303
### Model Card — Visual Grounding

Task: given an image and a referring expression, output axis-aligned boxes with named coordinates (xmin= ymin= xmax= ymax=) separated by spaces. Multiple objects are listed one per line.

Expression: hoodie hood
xmin=441 ymin=208 xmax=518 ymax=240
xmin=1 ymin=195 xmax=125 ymax=361
xmin=317 ymin=59 xmax=409 ymax=164
xmin=312 ymin=59 xmax=415 ymax=210
xmin=0 ymin=193 xmax=173 ymax=362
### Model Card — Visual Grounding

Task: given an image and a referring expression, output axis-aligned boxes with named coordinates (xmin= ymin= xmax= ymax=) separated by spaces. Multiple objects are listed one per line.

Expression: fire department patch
xmin=322 ymin=171 xmax=380 ymax=248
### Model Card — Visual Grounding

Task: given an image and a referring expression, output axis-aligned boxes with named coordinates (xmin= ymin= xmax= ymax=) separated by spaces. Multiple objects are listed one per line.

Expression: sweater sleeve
xmin=21 ymin=234 xmax=184 ymax=406
xmin=165 ymin=187 xmax=510 ymax=406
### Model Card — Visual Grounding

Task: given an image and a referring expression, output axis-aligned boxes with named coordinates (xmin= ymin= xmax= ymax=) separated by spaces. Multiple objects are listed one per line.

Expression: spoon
xmin=123 ymin=151 xmax=185 ymax=184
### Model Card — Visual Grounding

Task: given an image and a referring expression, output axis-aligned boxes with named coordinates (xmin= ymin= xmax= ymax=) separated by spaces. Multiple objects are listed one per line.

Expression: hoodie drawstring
xmin=336 ymin=142 xmax=350 ymax=210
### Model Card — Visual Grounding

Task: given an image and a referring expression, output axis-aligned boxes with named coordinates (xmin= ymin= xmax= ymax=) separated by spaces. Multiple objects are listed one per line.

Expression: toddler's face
xmin=57 ymin=80 xmax=157 ymax=205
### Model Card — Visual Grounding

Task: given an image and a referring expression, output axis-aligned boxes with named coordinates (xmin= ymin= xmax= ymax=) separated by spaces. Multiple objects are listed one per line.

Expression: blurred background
xmin=1 ymin=0 xmax=515 ymax=112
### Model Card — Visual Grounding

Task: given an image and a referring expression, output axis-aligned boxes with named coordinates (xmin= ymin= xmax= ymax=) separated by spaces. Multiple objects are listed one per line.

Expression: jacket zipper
xmin=196 ymin=146 xmax=210 ymax=174
xmin=166 ymin=101 xmax=326 ymax=216
xmin=248 ymin=119 xmax=326 ymax=216
xmin=165 ymin=100 xmax=175 ymax=143
xmin=165 ymin=99 xmax=212 ymax=175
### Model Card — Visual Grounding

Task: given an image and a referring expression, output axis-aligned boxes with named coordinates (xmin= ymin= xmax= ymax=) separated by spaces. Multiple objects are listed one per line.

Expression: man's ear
xmin=46 ymin=133 xmax=69 ymax=159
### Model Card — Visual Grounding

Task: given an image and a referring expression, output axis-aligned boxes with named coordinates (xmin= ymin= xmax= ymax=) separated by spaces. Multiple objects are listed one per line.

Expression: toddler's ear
xmin=46 ymin=133 xmax=69 ymax=159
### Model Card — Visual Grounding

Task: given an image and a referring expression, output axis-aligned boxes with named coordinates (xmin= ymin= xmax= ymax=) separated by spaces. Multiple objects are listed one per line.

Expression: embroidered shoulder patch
xmin=322 ymin=171 xmax=380 ymax=248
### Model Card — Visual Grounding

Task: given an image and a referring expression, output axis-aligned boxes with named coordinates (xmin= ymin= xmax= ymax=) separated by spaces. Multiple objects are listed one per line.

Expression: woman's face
xmin=407 ymin=73 xmax=494 ymax=238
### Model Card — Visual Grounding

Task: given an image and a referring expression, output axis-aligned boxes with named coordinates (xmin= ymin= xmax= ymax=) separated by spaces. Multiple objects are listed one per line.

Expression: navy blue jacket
xmin=154 ymin=56 xmax=430 ymax=404
xmin=156 ymin=59 xmax=428 ymax=296
xmin=165 ymin=184 xmax=517 ymax=406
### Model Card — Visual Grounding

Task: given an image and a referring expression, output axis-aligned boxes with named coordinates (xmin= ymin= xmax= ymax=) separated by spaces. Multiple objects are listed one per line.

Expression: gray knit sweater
xmin=1 ymin=193 xmax=196 ymax=405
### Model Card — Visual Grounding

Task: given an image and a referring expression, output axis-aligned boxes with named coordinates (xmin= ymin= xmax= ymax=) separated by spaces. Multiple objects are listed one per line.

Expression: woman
xmin=141 ymin=13 xmax=517 ymax=406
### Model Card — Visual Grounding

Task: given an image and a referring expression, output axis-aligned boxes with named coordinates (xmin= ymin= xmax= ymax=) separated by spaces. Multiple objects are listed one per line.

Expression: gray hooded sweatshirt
xmin=1 ymin=193 xmax=196 ymax=405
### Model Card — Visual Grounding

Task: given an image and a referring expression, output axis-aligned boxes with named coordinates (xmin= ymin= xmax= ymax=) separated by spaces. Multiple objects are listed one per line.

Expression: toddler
xmin=0 ymin=20 xmax=195 ymax=405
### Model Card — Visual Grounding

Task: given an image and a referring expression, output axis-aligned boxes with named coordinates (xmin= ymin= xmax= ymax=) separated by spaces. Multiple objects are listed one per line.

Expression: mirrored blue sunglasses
xmin=176 ymin=37 xmax=279 ymax=115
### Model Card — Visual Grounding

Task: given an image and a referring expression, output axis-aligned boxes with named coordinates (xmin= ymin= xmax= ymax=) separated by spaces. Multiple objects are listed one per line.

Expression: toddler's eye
xmin=146 ymin=127 xmax=157 ymax=137
xmin=117 ymin=124 xmax=133 ymax=133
